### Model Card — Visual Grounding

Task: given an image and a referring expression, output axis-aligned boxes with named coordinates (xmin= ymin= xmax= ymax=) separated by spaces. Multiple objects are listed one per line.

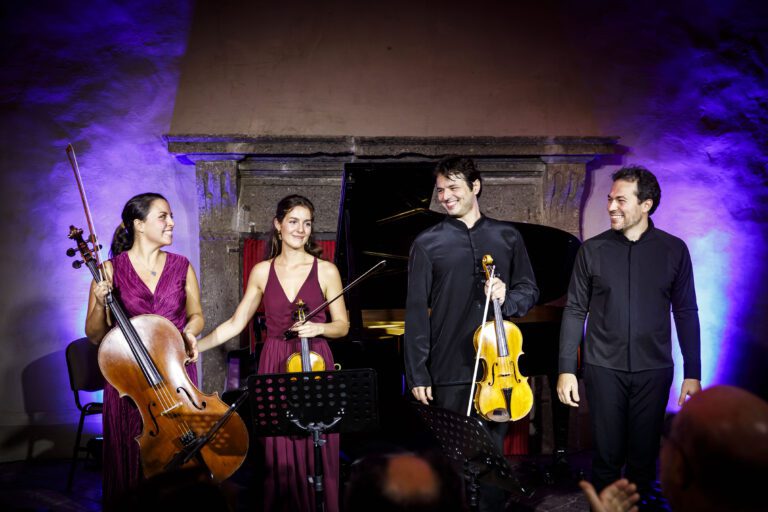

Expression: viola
xmin=69 ymin=226 xmax=249 ymax=481
xmin=285 ymin=298 xmax=326 ymax=372
xmin=471 ymin=254 xmax=533 ymax=422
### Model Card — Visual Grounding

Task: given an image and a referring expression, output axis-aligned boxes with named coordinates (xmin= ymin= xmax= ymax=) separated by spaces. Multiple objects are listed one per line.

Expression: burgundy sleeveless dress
xmin=258 ymin=257 xmax=339 ymax=512
xmin=101 ymin=251 xmax=198 ymax=505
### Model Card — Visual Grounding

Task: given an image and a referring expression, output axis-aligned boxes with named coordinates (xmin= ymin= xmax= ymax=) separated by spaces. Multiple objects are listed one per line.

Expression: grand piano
xmin=333 ymin=161 xmax=581 ymax=458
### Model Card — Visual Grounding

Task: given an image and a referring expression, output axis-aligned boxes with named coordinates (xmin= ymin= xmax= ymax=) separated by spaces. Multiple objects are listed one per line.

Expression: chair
xmin=65 ymin=337 xmax=105 ymax=491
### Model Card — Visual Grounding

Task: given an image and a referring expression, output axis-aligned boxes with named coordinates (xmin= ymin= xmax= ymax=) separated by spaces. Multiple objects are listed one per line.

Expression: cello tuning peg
xmin=66 ymin=248 xmax=77 ymax=257
xmin=72 ymin=260 xmax=83 ymax=269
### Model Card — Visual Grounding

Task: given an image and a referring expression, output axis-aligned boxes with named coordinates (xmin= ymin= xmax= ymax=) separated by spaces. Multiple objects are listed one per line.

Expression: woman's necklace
xmin=135 ymin=254 xmax=161 ymax=277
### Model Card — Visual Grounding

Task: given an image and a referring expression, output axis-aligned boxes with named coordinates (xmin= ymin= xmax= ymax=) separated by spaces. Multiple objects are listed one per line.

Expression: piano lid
xmin=335 ymin=162 xmax=442 ymax=326
xmin=334 ymin=162 xmax=581 ymax=330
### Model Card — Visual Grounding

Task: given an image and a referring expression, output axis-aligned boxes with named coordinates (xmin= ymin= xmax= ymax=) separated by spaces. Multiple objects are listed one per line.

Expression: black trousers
xmin=584 ymin=364 xmax=673 ymax=494
xmin=433 ymin=384 xmax=509 ymax=512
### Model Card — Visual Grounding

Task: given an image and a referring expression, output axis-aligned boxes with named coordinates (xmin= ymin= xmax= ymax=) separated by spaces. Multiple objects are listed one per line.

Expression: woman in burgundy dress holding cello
xmin=199 ymin=194 xmax=349 ymax=512
xmin=85 ymin=193 xmax=202 ymax=507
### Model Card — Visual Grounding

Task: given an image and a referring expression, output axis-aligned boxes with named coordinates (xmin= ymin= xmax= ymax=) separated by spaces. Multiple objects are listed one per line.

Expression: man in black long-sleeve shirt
xmin=405 ymin=156 xmax=538 ymax=511
xmin=557 ymin=165 xmax=701 ymax=501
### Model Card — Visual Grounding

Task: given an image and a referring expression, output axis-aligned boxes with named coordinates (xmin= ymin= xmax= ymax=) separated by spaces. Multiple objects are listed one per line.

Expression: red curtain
xmin=504 ymin=416 xmax=530 ymax=455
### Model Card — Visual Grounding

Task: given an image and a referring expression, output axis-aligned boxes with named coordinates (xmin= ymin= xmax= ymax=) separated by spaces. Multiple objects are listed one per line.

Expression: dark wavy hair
xmin=611 ymin=165 xmax=661 ymax=215
xmin=434 ymin=156 xmax=482 ymax=198
xmin=110 ymin=193 xmax=167 ymax=257
xmin=267 ymin=194 xmax=322 ymax=259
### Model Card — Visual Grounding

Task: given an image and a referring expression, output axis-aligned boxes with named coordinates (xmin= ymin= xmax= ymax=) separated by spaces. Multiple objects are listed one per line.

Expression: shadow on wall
xmin=15 ymin=349 xmax=80 ymax=459
xmin=731 ymin=340 xmax=768 ymax=400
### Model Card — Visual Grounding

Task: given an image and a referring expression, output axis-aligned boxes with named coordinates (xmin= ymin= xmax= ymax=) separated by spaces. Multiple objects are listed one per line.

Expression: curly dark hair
xmin=611 ymin=165 xmax=661 ymax=215
xmin=110 ymin=193 xmax=167 ymax=257
xmin=267 ymin=194 xmax=323 ymax=259
xmin=434 ymin=156 xmax=482 ymax=197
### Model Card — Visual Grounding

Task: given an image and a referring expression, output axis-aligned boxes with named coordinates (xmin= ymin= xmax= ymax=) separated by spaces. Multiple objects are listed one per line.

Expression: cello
xmin=69 ymin=225 xmax=249 ymax=481
xmin=470 ymin=254 xmax=533 ymax=422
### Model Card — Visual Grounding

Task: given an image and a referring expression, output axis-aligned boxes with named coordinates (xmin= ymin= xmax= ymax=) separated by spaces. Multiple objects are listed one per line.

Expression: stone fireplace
xmin=167 ymin=135 xmax=617 ymax=391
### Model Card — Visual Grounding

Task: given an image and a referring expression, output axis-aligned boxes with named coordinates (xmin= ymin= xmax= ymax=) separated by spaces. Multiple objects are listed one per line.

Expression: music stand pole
xmin=248 ymin=369 xmax=379 ymax=511
xmin=287 ymin=410 xmax=343 ymax=512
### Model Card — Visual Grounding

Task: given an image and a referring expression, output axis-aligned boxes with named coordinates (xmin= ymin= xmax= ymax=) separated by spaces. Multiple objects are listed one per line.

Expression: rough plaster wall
xmin=171 ymin=0 xmax=599 ymax=136
xmin=0 ymin=0 xmax=194 ymax=461
xmin=574 ymin=0 xmax=768 ymax=403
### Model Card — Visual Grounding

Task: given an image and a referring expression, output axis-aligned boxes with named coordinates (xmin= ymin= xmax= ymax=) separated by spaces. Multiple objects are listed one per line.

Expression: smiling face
xmin=607 ymin=179 xmax=652 ymax=240
xmin=135 ymin=199 xmax=175 ymax=247
xmin=436 ymin=173 xmax=480 ymax=222
xmin=275 ymin=205 xmax=313 ymax=252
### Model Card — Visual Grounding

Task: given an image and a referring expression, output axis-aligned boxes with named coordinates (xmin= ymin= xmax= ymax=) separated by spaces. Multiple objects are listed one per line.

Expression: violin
xmin=68 ymin=226 xmax=249 ymax=481
xmin=285 ymin=298 xmax=326 ymax=372
xmin=471 ymin=254 xmax=533 ymax=422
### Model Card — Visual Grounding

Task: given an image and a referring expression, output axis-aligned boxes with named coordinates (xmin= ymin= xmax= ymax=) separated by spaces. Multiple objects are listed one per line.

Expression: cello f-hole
xmin=146 ymin=401 xmax=161 ymax=437
xmin=177 ymin=386 xmax=206 ymax=410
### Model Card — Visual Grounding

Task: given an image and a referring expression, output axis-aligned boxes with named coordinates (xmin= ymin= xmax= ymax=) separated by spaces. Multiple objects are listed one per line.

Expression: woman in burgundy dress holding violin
xmin=199 ymin=194 xmax=349 ymax=512
xmin=85 ymin=193 xmax=202 ymax=507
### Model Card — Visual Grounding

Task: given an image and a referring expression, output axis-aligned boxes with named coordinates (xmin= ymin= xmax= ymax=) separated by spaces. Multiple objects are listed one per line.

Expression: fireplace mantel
xmin=167 ymin=134 xmax=617 ymax=163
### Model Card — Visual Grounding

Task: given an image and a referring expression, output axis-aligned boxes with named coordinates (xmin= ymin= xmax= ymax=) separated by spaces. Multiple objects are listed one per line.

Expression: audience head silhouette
xmin=345 ymin=451 xmax=466 ymax=512
xmin=661 ymin=385 xmax=768 ymax=512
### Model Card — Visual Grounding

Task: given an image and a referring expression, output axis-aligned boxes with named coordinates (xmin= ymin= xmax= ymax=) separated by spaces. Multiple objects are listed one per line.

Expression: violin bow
xmin=284 ymin=259 xmax=387 ymax=339
xmin=66 ymin=144 xmax=108 ymax=279
xmin=466 ymin=256 xmax=496 ymax=416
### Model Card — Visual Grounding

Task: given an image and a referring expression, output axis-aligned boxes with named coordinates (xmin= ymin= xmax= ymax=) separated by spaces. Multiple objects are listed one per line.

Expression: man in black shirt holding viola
xmin=405 ymin=156 xmax=539 ymax=511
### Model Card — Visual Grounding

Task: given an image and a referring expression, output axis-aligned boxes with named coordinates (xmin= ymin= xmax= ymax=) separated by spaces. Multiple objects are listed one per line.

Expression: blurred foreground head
xmin=345 ymin=451 xmax=466 ymax=512
xmin=661 ymin=385 xmax=768 ymax=512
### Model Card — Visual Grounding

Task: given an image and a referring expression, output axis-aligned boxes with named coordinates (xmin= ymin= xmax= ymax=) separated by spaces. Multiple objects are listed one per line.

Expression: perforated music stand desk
xmin=412 ymin=403 xmax=529 ymax=510
xmin=247 ymin=369 xmax=378 ymax=512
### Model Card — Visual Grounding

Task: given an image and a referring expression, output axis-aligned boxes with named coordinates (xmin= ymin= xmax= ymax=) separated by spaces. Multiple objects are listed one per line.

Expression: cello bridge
xmin=160 ymin=401 xmax=183 ymax=416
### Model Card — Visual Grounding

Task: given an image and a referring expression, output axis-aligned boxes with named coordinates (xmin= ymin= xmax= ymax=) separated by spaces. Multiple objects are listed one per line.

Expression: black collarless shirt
xmin=405 ymin=216 xmax=539 ymax=388
xmin=559 ymin=220 xmax=701 ymax=379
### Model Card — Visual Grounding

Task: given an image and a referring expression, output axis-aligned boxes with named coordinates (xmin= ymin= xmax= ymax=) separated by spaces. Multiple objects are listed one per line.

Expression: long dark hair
xmin=267 ymin=194 xmax=322 ymax=259
xmin=110 ymin=192 xmax=167 ymax=257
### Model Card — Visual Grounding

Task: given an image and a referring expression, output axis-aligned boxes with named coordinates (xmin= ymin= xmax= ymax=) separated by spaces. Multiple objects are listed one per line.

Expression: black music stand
xmin=412 ymin=403 xmax=530 ymax=512
xmin=247 ymin=369 xmax=378 ymax=512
